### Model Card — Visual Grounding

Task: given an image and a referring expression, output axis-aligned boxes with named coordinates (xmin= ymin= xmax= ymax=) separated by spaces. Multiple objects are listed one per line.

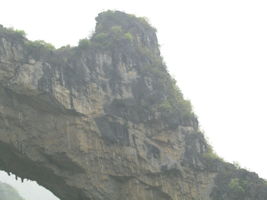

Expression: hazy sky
xmin=0 ymin=171 xmax=58 ymax=200
xmin=0 ymin=0 xmax=267 ymax=199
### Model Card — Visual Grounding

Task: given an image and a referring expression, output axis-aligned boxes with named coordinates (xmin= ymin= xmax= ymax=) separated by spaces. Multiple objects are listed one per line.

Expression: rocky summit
xmin=0 ymin=11 xmax=267 ymax=200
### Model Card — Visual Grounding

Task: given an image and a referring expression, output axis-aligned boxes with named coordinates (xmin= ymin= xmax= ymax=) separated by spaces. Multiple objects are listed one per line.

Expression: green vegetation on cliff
xmin=26 ymin=40 xmax=55 ymax=50
xmin=211 ymin=166 xmax=267 ymax=200
xmin=0 ymin=25 xmax=26 ymax=38
xmin=0 ymin=181 xmax=25 ymax=200
xmin=77 ymin=10 xmax=155 ymax=51
xmin=78 ymin=11 xmax=142 ymax=50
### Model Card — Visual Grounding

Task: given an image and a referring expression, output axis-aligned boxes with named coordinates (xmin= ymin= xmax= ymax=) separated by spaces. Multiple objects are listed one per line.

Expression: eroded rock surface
xmin=0 ymin=11 xmax=266 ymax=200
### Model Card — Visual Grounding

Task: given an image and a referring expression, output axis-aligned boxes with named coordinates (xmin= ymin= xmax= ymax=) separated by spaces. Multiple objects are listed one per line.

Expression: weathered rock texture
xmin=0 ymin=11 xmax=267 ymax=200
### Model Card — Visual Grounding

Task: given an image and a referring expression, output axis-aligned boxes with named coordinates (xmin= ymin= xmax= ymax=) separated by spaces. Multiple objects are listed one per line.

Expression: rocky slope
xmin=0 ymin=11 xmax=266 ymax=200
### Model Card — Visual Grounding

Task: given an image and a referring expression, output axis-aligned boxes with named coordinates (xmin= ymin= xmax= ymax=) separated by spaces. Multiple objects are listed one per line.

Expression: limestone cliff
xmin=0 ymin=11 xmax=266 ymax=200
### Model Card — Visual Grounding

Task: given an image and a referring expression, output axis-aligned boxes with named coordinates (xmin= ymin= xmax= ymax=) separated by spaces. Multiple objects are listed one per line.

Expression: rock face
xmin=0 ymin=11 xmax=267 ymax=200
